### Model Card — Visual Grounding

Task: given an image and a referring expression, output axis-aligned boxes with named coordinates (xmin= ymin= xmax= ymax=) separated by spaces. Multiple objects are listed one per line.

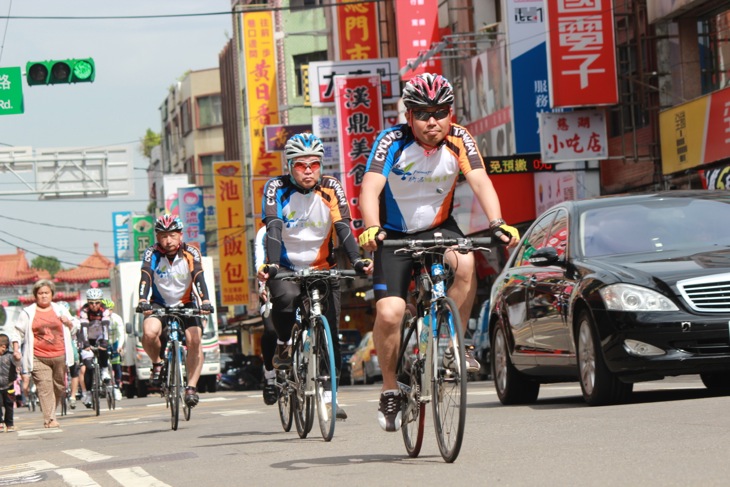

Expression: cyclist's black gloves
xmin=200 ymin=303 xmax=215 ymax=313
xmin=136 ymin=301 xmax=153 ymax=313
xmin=263 ymin=264 xmax=279 ymax=279
xmin=353 ymin=258 xmax=372 ymax=275
xmin=490 ymin=219 xmax=519 ymax=245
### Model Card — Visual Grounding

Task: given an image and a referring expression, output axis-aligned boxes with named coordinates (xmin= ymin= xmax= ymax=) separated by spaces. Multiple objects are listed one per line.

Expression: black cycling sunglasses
xmin=411 ymin=108 xmax=450 ymax=121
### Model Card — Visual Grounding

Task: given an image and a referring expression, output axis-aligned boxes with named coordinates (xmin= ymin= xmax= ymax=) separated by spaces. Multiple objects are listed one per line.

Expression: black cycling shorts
xmin=150 ymin=303 xmax=203 ymax=331
xmin=373 ymin=216 xmax=464 ymax=301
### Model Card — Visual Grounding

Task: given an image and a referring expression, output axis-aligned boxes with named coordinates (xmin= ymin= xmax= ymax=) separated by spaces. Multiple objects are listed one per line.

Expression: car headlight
xmin=204 ymin=348 xmax=220 ymax=364
xmin=599 ymin=283 xmax=678 ymax=311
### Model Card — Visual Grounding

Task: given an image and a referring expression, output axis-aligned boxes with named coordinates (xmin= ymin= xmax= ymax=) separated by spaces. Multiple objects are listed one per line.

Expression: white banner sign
xmin=308 ymin=58 xmax=400 ymax=107
xmin=312 ymin=115 xmax=339 ymax=139
xmin=540 ymin=111 xmax=607 ymax=162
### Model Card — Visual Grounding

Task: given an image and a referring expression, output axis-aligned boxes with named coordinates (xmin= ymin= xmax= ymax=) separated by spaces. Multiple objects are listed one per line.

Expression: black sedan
xmin=489 ymin=190 xmax=730 ymax=406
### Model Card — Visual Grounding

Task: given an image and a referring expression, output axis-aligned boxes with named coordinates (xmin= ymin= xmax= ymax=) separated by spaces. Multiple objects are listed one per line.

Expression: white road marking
xmin=107 ymin=467 xmax=171 ymax=487
xmin=212 ymin=410 xmax=262 ymax=416
xmin=98 ymin=418 xmax=140 ymax=424
xmin=17 ymin=428 xmax=63 ymax=437
xmin=62 ymin=449 xmax=113 ymax=463
xmin=55 ymin=468 xmax=100 ymax=487
xmin=0 ymin=461 xmax=57 ymax=483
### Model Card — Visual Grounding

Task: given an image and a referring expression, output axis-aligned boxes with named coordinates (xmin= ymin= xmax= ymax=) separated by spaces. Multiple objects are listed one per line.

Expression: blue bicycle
xmin=146 ymin=306 xmax=205 ymax=431
xmin=387 ymin=234 xmax=491 ymax=462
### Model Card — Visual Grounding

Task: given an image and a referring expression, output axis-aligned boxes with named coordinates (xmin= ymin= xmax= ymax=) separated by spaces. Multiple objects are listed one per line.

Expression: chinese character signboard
xmin=312 ymin=115 xmax=339 ymax=139
xmin=242 ymin=10 xmax=283 ymax=179
xmin=131 ymin=215 xmax=154 ymax=261
xmin=545 ymin=0 xmax=618 ymax=108
xmin=335 ymin=74 xmax=383 ymax=234
xmin=540 ymin=111 xmax=607 ymax=162
xmin=178 ymin=186 xmax=206 ymax=255
xmin=395 ymin=0 xmax=441 ymax=80
xmin=308 ymin=58 xmax=400 ymax=107
xmin=505 ymin=0 xmax=569 ymax=153
xmin=659 ymin=85 xmax=730 ymax=175
xmin=0 ymin=67 xmax=23 ymax=115
xmin=264 ymin=124 xmax=313 ymax=152
xmin=334 ymin=0 xmax=379 ymax=60
xmin=483 ymin=154 xmax=554 ymax=175
xmin=112 ymin=211 xmax=131 ymax=264
xmin=214 ymin=161 xmax=250 ymax=306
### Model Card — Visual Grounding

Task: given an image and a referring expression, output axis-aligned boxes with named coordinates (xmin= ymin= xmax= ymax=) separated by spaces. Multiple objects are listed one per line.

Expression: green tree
xmin=140 ymin=128 xmax=161 ymax=159
xmin=31 ymin=255 xmax=62 ymax=277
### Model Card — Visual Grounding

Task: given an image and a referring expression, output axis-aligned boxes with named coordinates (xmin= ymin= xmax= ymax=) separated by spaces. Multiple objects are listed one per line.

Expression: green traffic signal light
xmin=25 ymin=58 xmax=95 ymax=86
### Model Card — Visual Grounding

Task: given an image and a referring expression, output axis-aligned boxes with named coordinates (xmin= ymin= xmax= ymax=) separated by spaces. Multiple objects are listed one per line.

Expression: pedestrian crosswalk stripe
xmin=55 ymin=468 xmax=100 ymax=487
xmin=62 ymin=449 xmax=113 ymax=463
xmin=212 ymin=410 xmax=261 ymax=416
xmin=108 ymin=467 xmax=171 ymax=487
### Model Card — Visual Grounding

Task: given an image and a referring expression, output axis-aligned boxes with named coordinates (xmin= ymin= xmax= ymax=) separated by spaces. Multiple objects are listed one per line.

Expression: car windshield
xmin=581 ymin=198 xmax=730 ymax=257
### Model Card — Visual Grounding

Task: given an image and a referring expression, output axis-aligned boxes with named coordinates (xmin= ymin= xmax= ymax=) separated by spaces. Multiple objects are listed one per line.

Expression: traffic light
xmin=25 ymin=58 xmax=95 ymax=86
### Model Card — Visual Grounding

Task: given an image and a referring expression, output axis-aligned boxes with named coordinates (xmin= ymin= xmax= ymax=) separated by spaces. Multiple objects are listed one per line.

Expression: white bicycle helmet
xmin=86 ymin=288 xmax=104 ymax=301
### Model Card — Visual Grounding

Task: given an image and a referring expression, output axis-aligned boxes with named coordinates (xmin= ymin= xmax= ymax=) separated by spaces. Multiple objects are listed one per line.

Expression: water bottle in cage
xmin=432 ymin=263 xmax=445 ymax=296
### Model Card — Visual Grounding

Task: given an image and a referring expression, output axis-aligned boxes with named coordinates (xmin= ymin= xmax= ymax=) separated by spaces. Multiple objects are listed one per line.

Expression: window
xmin=514 ymin=212 xmax=557 ymax=267
xmin=200 ymin=154 xmax=225 ymax=187
xmin=181 ymin=100 xmax=192 ymax=135
xmin=290 ymin=0 xmax=325 ymax=11
xmin=293 ymin=51 xmax=328 ymax=97
xmin=197 ymin=95 xmax=222 ymax=128
xmin=699 ymin=9 xmax=730 ymax=93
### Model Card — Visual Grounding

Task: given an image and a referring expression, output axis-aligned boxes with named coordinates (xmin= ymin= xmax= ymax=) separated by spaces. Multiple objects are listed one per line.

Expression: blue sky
xmin=0 ymin=1 xmax=231 ymax=266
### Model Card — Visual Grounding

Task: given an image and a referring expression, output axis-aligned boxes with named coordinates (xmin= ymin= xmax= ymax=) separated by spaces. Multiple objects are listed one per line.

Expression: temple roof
xmin=54 ymin=242 xmax=113 ymax=284
xmin=0 ymin=249 xmax=51 ymax=285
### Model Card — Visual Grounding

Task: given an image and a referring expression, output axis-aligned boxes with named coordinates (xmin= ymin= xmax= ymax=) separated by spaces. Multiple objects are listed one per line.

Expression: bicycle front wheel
xmin=170 ymin=341 xmax=181 ymax=431
xmin=292 ymin=324 xmax=314 ymax=438
xmin=432 ymin=296 xmax=467 ymax=463
xmin=314 ymin=316 xmax=336 ymax=442
xmin=93 ymin=364 xmax=101 ymax=417
xmin=398 ymin=304 xmax=425 ymax=457
xmin=277 ymin=371 xmax=293 ymax=432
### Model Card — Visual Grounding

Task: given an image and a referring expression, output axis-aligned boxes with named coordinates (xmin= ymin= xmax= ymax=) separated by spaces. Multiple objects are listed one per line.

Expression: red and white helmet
xmin=401 ymin=73 xmax=454 ymax=109
xmin=155 ymin=214 xmax=184 ymax=233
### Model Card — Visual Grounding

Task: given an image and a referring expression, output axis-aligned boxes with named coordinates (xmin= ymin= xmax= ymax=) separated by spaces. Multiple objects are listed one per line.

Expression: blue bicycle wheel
xmin=314 ymin=315 xmax=337 ymax=442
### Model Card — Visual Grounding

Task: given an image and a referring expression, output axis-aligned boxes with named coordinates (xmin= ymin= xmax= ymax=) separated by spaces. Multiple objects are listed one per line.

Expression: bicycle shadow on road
xmin=269 ymin=453 xmax=443 ymax=470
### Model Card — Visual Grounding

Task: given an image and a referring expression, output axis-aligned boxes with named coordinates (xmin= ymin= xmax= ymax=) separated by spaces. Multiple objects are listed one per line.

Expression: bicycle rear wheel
xmin=93 ymin=364 xmax=101 ymax=417
xmin=432 ymin=297 xmax=467 ymax=463
xmin=398 ymin=304 xmax=425 ymax=457
xmin=314 ymin=316 xmax=336 ymax=442
xmin=182 ymin=348 xmax=191 ymax=422
xmin=170 ymin=341 xmax=181 ymax=431
xmin=292 ymin=324 xmax=314 ymax=438
xmin=277 ymin=371 xmax=293 ymax=432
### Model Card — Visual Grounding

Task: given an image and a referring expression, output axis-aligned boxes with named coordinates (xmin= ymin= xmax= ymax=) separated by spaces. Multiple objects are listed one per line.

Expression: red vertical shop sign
xmin=335 ymin=0 xmax=380 ymax=60
xmin=334 ymin=74 xmax=383 ymax=234
xmin=395 ymin=0 xmax=441 ymax=81
xmin=545 ymin=0 xmax=618 ymax=107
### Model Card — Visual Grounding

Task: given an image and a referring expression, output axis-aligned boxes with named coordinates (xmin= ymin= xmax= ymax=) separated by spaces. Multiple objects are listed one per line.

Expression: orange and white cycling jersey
xmin=365 ymin=123 xmax=484 ymax=234
xmin=262 ymin=175 xmax=352 ymax=271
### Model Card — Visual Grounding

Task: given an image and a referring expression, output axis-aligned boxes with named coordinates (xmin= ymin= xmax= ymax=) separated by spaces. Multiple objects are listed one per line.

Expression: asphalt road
xmin=4 ymin=376 xmax=730 ymax=486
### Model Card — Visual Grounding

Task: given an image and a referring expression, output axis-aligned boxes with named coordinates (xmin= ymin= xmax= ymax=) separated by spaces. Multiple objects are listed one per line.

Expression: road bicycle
xmin=387 ymin=234 xmax=491 ymax=463
xmin=272 ymin=268 xmax=360 ymax=442
xmin=146 ymin=306 xmax=206 ymax=431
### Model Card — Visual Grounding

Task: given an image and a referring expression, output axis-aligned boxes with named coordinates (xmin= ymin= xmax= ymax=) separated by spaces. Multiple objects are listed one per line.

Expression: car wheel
xmin=364 ymin=363 xmax=374 ymax=385
xmin=700 ymin=372 xmax=730 ymax=393
xmin=491 ymin=325 xmax=539 ymax=405
xmin=576 ymin=311 xmax=632 ymax=406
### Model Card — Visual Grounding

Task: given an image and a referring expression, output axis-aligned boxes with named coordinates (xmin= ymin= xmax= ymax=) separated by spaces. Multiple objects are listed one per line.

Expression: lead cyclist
xmin=358 ymin=73 xmax=519 ymax=432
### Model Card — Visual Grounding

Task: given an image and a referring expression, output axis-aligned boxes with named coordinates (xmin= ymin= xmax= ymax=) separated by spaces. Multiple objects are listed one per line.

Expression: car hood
xmin=588 ymin=246 xmax=730 ymax=286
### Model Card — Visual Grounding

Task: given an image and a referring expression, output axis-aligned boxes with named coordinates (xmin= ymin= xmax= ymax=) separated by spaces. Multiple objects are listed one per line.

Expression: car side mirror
xmin=528 ymin=247 xmax=562 ymax=267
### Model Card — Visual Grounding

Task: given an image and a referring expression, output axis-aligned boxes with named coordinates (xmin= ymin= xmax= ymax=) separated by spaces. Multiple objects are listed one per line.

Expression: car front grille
xmin=677 ymin=272 xmax=730 ymax=312
xmin=672 ymin=339 xmax=730 ymax=355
